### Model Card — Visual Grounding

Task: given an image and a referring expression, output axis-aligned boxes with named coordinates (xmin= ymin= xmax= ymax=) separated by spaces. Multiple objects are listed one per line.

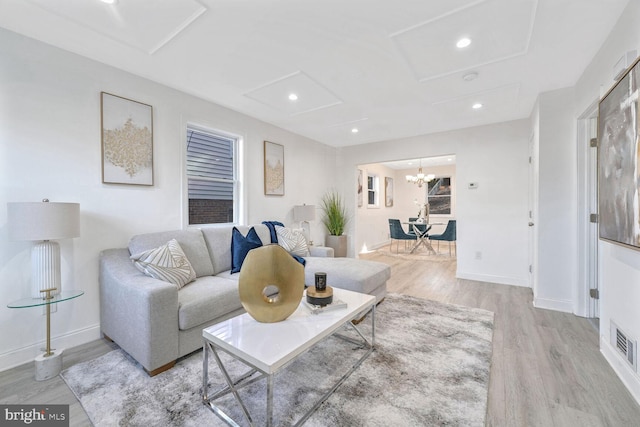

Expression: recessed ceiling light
xmin=472 ymin=103 xmax=483 ymax=109
xmin=462 ymin=72 xmax=478 ymax=81
xmin=456 ymin=37 xmax=471 ymax=49
xmin=288 ymin=93 xmax=298 ymax=101
xmin=100 ymin=0 xmax=117 ymax=4
xmin=447 ymin=158 xmax=452 ymax=162
xmin=351 ymin=128 xmax=359 ymax=133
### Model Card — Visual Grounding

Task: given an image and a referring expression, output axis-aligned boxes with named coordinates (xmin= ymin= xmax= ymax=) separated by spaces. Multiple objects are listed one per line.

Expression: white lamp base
xmin=35 ymin=348 xmax=64 ymax=381
xmin=31 ymin=241 xmax=61 ymax=298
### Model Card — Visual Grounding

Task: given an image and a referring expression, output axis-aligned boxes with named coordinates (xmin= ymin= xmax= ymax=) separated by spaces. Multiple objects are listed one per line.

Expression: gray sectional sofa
xmin=99 ymin=224 xmax=390 ymax=375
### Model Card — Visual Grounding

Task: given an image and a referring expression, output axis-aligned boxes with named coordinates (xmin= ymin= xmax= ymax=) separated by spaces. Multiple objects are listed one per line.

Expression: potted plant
xmin=320 ymin=190 xmax=348 ymax=257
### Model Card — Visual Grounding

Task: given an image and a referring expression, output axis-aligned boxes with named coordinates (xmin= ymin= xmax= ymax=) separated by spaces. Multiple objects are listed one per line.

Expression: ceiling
xmin=381 ymin=155 xmax=456 ymax=170
xmin=0 ymin=0 xmax=629 ymax=147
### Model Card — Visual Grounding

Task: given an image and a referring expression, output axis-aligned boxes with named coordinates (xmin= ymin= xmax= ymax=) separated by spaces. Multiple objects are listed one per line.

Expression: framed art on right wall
xmin=598 ymin=56 xmax=640 ymax=250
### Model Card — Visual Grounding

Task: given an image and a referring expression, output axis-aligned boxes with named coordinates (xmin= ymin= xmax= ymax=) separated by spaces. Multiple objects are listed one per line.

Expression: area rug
xmin=61 ymin=294 xmax=493 ymax=426
xmin=374 ymin=244 xmax=456 ymax=262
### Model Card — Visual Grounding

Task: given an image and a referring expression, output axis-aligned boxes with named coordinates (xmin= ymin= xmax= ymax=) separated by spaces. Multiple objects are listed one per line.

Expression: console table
xmin=7 ymin=289 xmax=84 ymax=381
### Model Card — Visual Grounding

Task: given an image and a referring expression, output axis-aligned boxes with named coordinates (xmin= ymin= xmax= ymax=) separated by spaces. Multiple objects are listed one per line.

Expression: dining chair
xmin=429 ymin=220 xmax=457 ymax=256
xmin=388 ymin=219 xmax=417 ymax=253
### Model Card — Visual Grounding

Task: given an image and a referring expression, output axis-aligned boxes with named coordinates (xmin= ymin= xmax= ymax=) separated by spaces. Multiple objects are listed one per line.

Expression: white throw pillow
xmin=130 ymin=239 xmax=197 ymax=289
xmin=275 ymin=226 xmax=310 ymax=257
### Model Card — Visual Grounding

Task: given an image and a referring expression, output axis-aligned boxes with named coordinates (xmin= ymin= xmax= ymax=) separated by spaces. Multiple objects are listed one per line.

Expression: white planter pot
xmin=325 ymin=235 xmax=347 ymax=257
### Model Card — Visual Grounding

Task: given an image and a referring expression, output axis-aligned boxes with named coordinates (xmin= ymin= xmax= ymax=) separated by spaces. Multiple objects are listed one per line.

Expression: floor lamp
xmin=294 ymin=204 xmax=316 ymax=245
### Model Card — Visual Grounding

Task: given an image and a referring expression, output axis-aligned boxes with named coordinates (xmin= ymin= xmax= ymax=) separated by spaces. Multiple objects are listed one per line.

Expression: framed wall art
xmin=264 ymin=141 xmax=284 ymax=195
xmin=101 ymin=92 xmax=153 ymax=186
xmin=385 ymin=177 xmax=394 ymax=207
xmin=357 ymin=169 xmax=363 ymax=207
xmin=598 ymin=56 xmax=640 ymax=250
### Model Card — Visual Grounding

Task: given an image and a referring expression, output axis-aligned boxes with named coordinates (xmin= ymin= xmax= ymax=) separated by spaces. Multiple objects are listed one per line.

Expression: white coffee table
xmin=202 ymin=287 xmax=376 ymax=427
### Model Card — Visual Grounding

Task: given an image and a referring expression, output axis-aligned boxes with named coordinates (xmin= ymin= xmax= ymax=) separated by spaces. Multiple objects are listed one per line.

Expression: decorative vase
xmin=417 ymin=203 xmax=430 ymax=224
xmin=325 ymin=235 xmax=347 ymax=257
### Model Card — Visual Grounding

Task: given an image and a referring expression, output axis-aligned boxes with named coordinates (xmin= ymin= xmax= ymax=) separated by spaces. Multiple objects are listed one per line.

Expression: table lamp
xmin=294 ymin=204 xmax=316 ymax=245
xmin=7 ymin=199 xmax=80 ymax=298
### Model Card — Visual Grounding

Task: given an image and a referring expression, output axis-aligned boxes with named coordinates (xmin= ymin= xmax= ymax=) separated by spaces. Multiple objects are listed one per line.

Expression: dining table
xmin=403 ymin=221 xmax=444 ymax=254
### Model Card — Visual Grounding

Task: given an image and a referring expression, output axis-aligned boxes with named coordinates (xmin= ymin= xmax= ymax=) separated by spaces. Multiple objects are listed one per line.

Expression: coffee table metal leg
xmin=267 ymin=375 xmax=274 ymax=427
xmin=294 ymin=304 xmax=375 ymax=427
xmin=202 ymin=342 xmax=209 ymax=402
xmin=372 ymin=304 xmax=376 ymax=347
xmin=203 ymin=341 xmax=253 ymax=426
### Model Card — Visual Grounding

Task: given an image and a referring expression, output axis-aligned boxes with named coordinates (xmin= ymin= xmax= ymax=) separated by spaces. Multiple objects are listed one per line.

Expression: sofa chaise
xmin=99 ymin=224 xmax=390 ymax=375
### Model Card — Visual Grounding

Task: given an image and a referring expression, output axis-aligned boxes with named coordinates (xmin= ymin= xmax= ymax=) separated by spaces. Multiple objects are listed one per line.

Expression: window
xmin=367 ymin=174 xmax=379 ymax=207
xmin=427 ymin=177 xmax=452 ymax=215
xmin=186 ymin=125 xmax=238 ymax=225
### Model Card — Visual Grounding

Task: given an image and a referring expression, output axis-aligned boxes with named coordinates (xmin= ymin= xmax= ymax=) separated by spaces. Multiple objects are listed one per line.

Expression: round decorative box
xmin=306 ymin=285 xmax=333 ymax=306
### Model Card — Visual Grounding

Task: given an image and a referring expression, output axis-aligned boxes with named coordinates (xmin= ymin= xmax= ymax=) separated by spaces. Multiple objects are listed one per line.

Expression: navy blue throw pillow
xmin=231 ymin=227 xmax=263 ymax=274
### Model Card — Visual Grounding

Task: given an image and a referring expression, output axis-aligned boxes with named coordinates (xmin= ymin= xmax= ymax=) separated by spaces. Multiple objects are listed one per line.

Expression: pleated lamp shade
xmin=7 ymin=201 xmax=80 ymax=298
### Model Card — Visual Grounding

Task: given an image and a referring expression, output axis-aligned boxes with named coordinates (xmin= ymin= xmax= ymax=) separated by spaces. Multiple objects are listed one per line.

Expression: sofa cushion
xmin=202 ymin=224 xmax=272 ymax=274
xmin=231 ymin=227 xmax=262 ymax=273
xmin=177 ymin=276 xmax=243 ymax=330
xmin=130 ymin=239 xmax=196 ymax=289
xmin=275 ymin=226 xmax=310 ymax=257
xmin=303 ymin=257 xmax=391 ymax=295
xmin=129 ymin=229 xmax=214 ymax=278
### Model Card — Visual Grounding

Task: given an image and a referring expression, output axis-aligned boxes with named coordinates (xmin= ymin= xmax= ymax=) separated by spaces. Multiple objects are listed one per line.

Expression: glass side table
xmin=8 ymin=288 xmax=84 ymax=381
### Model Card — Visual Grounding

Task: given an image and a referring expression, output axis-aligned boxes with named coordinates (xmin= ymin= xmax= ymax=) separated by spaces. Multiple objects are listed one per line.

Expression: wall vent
xmin=610 ymin=321 xmax=637 ymax=371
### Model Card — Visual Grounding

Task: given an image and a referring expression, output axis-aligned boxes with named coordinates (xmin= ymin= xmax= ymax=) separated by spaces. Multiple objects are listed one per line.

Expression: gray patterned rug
xmin=61 ymin=294 xmax=493 ymax=426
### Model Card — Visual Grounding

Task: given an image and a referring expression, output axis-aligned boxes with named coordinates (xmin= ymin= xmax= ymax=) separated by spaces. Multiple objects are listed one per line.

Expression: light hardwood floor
xmin=360 ymin=246 xmax=640 ymax=426
xmin=1 ymin=247 xmax=639 ymax=426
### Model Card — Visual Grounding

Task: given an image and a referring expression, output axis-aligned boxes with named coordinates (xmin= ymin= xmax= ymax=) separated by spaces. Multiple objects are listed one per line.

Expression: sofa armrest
xmin=309 ymin=246 xmax=334 ymax=257
xmin=99 ymin=248 xmax=179 ymax=372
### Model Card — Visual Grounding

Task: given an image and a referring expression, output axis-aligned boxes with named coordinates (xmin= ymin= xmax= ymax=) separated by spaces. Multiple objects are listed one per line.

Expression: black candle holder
xmin=315 ymin=272 xmax=327 ymax=291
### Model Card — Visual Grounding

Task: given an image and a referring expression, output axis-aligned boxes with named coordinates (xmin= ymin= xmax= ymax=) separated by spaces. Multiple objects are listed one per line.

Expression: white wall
xmin=354 ymin=163 xmax=397 ymax=251
xmin=0 ymin=29 xmax=337 ymax=370
xmin=339 ymin=120 xmax=530 ymax=287
xmin=533 ymin=87 xmax=577 ymax=312
xmin=573 ymin=0 xmax=640 ymax=402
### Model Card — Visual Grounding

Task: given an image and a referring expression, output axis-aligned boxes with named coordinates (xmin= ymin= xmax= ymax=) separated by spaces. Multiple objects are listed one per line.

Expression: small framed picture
xmin=385 ymin=177 xmax=394 ymax=207
xmin=264 ymin=141 xmax=284 ymax=195
xmin=101 ymin=92 xmax=153 ymax=185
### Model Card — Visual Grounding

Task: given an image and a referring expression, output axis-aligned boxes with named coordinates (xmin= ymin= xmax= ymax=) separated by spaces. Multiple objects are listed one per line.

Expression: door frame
xmin=528 ymin=132 xmax=537 ymax=290
xmin=576 ymin=100 xmax=599 ymax=318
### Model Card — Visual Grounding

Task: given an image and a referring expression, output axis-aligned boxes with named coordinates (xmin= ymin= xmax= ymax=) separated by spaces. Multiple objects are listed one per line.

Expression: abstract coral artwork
xmin=101 ymin=92 xmax=153 ymax=185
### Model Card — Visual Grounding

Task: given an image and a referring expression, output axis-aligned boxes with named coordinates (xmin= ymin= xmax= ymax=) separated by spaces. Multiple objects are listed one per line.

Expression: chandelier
xmin=405 ymin=161 xmax=435 ymax=188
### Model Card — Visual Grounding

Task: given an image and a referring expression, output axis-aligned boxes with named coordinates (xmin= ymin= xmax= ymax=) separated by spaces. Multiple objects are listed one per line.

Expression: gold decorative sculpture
xmin=239 ymin=244 xmax=304 ymax=323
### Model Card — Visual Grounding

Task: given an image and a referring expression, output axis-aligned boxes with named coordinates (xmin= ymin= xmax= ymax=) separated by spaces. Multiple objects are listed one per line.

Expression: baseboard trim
xmin=456 ymin=271 xmax=529 ymax=287
xmin=532 ymin=297 xmax=573 ymax=313
xmin=0 ymin=324 xmax=101 ymax=372
xmin=601 ymin=338 xmax=640 ymax=406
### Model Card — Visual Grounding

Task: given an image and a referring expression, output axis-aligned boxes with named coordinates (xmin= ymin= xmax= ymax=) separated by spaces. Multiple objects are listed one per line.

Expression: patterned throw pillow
xmin=231 ymin=227 xmax=263 ymax=274
xmin=130 ymin=239 xmax=197 ymax=289
xmin=275 ymin=226 xmax=310 ymax=257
